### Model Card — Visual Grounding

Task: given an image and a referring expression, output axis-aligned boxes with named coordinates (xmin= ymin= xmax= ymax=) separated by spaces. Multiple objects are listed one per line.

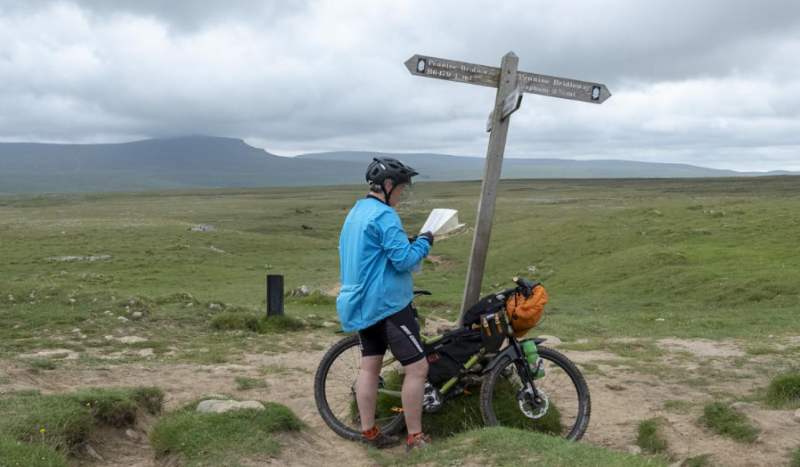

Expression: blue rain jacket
xmin=337 ymin=197 xmax=431 ymax=332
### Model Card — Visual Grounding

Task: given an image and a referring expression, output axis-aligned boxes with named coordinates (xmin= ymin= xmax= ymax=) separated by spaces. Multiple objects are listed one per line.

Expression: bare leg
xmin=355 ymin=355 xmax=384 ymax=432
xmin=400 ymin=358 xmax=429 ymax=435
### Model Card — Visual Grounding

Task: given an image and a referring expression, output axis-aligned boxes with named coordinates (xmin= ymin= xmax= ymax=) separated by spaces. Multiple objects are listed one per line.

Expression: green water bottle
xmin=522 ymin=341 xmax=545 ymax=379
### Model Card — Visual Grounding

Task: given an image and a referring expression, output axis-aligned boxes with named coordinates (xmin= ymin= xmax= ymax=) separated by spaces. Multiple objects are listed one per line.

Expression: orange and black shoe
xmin=360 ymin=426 xmax=401 ymax=449
xmin=406 ymin=433 xmax=431 ymax=453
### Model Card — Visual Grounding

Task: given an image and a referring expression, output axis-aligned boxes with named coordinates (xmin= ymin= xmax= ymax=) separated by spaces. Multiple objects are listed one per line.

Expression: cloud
xmin=0 ymin=0 xmax=799 ymax=171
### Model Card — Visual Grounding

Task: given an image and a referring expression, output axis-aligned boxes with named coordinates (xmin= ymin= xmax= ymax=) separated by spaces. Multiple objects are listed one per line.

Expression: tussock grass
xmin=235 ymin=376 xmax=268 ymax=391
xmin=27 ymin=358 xmax=58 ymax=371
xmin=698 ymin=402 xmax=760 ymax=443
xmin=0 ymin=436 xmax=68 ymax=467
xmin=150 ymin=400 xmax=303 ymax=466
xmin=685 ymin=454 xmax=712 ymax=467
xmin=0 ymin=386 xmax=163 ymax=456
xmin=764 ymin=371 xmax=800 ymax=409
xmin=258 ymin=364 xmax=289 ymax=375
xmin=209 ymin=312 xmax=306 ymax=334
xmin=636 ymin=418 xmax=669 ymax=454
xmin=791 ymin=445 xmax=800 ymax=467
xmin=370 ymin=427 xmax=666 ymax=467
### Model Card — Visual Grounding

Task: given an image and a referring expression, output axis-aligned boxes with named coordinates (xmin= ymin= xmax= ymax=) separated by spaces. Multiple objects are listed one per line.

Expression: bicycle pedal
xmin=391 ymin=407 xmax=404 ymax=413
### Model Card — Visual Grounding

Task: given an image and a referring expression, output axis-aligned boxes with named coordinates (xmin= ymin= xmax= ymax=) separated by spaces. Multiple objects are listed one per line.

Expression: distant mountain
xmin=0 ymin=136 xmax=795 ymax=195
xmin=295 ymin=151 xmax=795 ymax=180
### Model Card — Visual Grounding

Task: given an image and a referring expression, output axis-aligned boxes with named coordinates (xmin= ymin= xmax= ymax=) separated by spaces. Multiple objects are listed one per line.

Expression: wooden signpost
xmin=404 ymin=52 xmax=612 ymax=320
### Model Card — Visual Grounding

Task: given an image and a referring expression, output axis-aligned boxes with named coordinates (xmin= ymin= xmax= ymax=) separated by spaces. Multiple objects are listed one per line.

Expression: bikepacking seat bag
xmin=462 ymin=294 xmax=506 ymax=326
xmin=506 ymin=284 xmax=548 ymax=338
xmin=479 ymin=311 xmax=508 ymax=353
xmin=425 ymin=335 xmax=482 ymax=386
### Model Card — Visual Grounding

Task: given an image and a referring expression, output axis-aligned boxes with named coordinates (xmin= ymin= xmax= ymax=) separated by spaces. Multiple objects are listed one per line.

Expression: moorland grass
xmin=791 ymin=445 xmax=800 ymax=467
xmin=698 ymin=402 xmax=760 ymax=443
xmin=0 ymin=436 xmax=68 ymax=467
xmin=636 ymin=418 xmax=670 ymax=455
xmin=764 ymin=371 xmax=800 ymax=409
xmin=150 ymin=399 xmax=303 ymax=466
xmin=0 ymin=386 xmax=163 ymax=456
xmin=234 ymin=376 xmax=268 ymax=391
xmin=370 ymin=427 xmax=667 ymax=467
xmin=685 ymin=454 xmax=711 ymax=467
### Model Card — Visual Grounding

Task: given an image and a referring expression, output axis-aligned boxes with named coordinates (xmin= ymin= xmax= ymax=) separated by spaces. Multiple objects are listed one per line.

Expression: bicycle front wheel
xmin=314 ymin=335 xmax=407 ymax=440
xmin=479 ymin=345 xmax=591 ymax=441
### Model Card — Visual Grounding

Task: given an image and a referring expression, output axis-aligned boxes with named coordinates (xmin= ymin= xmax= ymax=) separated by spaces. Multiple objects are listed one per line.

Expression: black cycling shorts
xmin=358 ymin=303 xmax=425 ymax=366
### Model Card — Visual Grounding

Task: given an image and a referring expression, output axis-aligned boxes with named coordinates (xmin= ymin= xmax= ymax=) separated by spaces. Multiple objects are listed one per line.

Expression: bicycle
xmin=314 ymin=277 xmax=591 ymax=442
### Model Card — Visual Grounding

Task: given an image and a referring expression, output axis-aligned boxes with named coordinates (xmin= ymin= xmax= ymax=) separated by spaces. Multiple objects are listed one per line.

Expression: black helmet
xmin=366 ymin=157 xmax=419 ymax=186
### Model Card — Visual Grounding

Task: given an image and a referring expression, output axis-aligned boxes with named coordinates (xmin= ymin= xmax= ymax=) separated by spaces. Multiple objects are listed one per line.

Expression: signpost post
xmin=405 ymin=52 xmax=612 ymax=321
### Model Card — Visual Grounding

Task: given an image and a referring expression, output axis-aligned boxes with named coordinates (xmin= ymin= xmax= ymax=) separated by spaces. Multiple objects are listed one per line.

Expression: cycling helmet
xmin=365 ymin=157 xmax=419 ymax=206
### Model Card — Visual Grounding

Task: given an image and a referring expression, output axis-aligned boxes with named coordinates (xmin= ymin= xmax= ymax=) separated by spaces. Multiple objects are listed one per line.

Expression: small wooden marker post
xmin=404 ymin=52 xmax=611 ymax=321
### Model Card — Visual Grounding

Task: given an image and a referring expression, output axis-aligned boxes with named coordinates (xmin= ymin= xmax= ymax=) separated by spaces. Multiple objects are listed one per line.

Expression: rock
xmin=116 ymin=336 xmax=147 ymax=344
xmin=132 ymin=311 xmax=143 ymax=318
xmin=538 ymin=335 xmax=562 ymax=346
xmin=655 ymin=318 xmax=665 ymax=322
xmin=730 ymin=402 xmax=759 ymax=413
xmin=290 ymin=285 xmax=310 ymax=297
xmin=111 ymin=296 xmax=116 ymax=301
xmin=138 ymin=349 xmax=155 ymax=358
xmin=29 ymin=291 xmax=35 ymax=299
xmin=85 ymin=444 xmax=104 ymax=462
xmin=210 ymin=246 xmax=225 ymax=254
xmin=196 ymin=399 xmax=265 ymax=413
xmin=117 ymin=316 xmax=129 ymax=323
xmin=307 ymin=314 xmax=318 ymax=319
xmin=59 ymin=270 xmax=69 ymax=276
xmin=104 ymin=335 xmax=114 ymax=341
xmin=322 ymin=321 xmax=336 ymax=328
xmin=21 ymin=349 xmax=79 ymax=360
xmin=794 ymin=409 xmax=800 ymax=422
xmin=209 ymin=303 xmax=222 ymax=310
xmin=68 ymin=298 xmax=76 ymax=305
xmin=125 ymin=429 xmax=140 ymax=442
xmin=298 ymin=319 xmax=310 ymax=327
xmin=626 ymin=445 xmax=642 ymax=456
xmin=189 ymin=224 xmax=215 ymax=232
xmin=186 ymin=302 xmax=194 ymax=308
xmin=72 ymin=328 xmax=81 ymax=333
xmin=104 ymin=310 xmax=113 ymax=315
xmin=526 ymin=266 xmax=537 ymax=272
xmin=6 ymin=295 xmax=14 ymax=303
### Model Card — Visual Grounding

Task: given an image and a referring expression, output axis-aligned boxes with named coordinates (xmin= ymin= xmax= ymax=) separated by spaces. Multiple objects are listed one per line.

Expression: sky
xmin=1 ymin=0 xmax=799 ymax=171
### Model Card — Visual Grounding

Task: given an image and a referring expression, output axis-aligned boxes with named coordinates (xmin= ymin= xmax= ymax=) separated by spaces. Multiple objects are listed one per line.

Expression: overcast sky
xmin=1 ymin=0 xmax=799 ymax=171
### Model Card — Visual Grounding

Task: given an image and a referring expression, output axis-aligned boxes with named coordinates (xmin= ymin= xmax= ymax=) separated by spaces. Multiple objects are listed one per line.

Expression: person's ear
xmin=384 ymin=179 xmax=394 ymax=191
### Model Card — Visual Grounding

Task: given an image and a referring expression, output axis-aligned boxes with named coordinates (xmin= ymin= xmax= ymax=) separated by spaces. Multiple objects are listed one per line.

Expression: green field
xmin=2 ymin=177 xmax=798 ymax=343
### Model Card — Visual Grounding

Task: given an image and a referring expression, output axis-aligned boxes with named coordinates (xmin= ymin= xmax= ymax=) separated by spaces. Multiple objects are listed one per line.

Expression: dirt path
xmin=1 ymin=336 xmax=798 ymax=466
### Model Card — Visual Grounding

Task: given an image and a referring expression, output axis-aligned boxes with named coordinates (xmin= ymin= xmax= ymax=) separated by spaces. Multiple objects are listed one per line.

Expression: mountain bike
xmin=314 ymin=277 xmax=591 ymax=441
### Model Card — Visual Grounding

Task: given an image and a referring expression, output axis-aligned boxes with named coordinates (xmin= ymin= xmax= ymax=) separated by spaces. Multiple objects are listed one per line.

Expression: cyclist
xmin=337 ymin=157 xmax=434 ymax=452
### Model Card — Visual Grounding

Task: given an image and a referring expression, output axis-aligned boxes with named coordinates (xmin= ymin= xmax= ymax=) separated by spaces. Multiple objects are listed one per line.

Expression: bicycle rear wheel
xmin=314 ymin=335 xmax=407 ymax=440
xmin=479 ymin=345 xmax=591 ymax=441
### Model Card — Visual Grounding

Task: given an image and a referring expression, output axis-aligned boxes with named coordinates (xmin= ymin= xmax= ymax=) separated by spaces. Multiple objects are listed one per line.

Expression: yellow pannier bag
xmin=506 ymin=284 xmax=548 ymax=338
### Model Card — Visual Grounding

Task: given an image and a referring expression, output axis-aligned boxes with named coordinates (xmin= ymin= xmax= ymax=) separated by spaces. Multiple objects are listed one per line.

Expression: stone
xmin=209 ymin=303 xmax=222 ymax=310
xmin=526 ymin=266 xmax=537 ymax=272
xmin=322 ymin=321 xmax=336 ymax=328
xmin=730 ymin=402 xmax=759 ymax=413
xmin=626 ymin=445 xmax=642 ymax=456
xmin=195 ymin=399 xmax=265 ymax=413
xmin=307 ymin=314 xmax=318 ymax=319
xmin=68 ymin=298 xmax=76 ymax=304
xmin=794 ymin=409 xmax=800 ymax=422
xmin=104 ymin=310 xmax=113 ymax=315
xmin=138 ymin=349 xmax=155 ymax=358
xmin=29 ymin=291 xmax=35 ymax=299
xmin=72 ymin=328 xmax=81 ymax=333
xmin=210 ymin=246 xmax=225 ymax=254
xmin=125 ymin=429 xmax=140 ymax=442
xmin=111 ymin=296 xmax=116 ymax=301
xmin=290 ymin=285 xmax=310 ymax=297
xmin=104 ymin=335 xmax=114 ymax=341
xmin=22 ymin=349 xmax=79 ymax=360
xmin=537 ymin=335 xmax=562 ymax=346
xmin=655 ymin=318 xmax=665 ymax=322
xmin=118 ymin=316 xmax=129 ymax=323
xmin=132 ymin=311 xmax=143 ymax=318
xmin=60 ymin=270 xmax=69 ymax=276
xmin=85 ymin=445 xmax=104 ymax=462
xmin=116 ymin=336 xmax=147 ymax=344
xmin=186 ymin=302 xmax=194 ymax=308
xmin=298 ymin=319 xmax=310 ymax=327
xmin=189 ymin=224 xmax=215 ymax=232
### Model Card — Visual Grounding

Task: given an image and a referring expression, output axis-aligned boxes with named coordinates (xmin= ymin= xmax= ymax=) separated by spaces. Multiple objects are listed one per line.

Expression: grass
xmin=27 ymin=358 xmax=58 ymax=371
xmin=791 ymin=445 xmax=800 ymax=467
xmin=257 ymin=364 xmax=289 ymax=375
xmin=235 ymin=376 xmax=268 ymax=391
xmin=370 ymin=427 xmax=667 ymax=466
xmin=685 ymin=454 xmax=712 ymax=467
xmin=0 ymin=436 xmax=69 ymax=467
xmin=150 ymin=399 xmax=303 ymax=467
xmin=698 ymin=402 xmax=760 ymax=443
xmin=764 ymin=370 xmax=800 ymax=409
xmin=0 ymin=386 xmax=163 ymax=460
xmin=636 ymin=418 xmax=669 ymax=455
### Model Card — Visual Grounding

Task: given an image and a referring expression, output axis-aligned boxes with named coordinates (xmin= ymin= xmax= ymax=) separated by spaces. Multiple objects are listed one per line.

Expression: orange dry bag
xmin=505 ymin=284 xmax=548 ymax=338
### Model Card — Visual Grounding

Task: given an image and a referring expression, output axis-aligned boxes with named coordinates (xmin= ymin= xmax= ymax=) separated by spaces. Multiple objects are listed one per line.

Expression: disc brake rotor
xmin=518 ymin=388 xmax=549 ymax=419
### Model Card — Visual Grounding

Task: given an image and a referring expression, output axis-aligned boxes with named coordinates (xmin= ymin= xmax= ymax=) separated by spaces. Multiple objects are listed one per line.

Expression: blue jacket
xmin=337 ymin=197 xmax=431 ymax=332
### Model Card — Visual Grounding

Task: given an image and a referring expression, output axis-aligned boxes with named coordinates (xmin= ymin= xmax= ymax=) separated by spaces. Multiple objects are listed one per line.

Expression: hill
xmin=0 ymin=136 xmax=796 ymax=194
